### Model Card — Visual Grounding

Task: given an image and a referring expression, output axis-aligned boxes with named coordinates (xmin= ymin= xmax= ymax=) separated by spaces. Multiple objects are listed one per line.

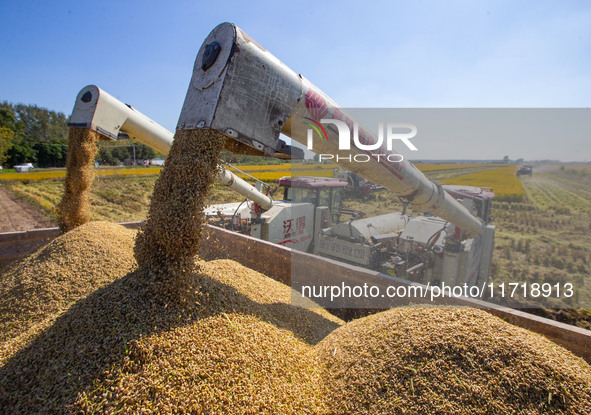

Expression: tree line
xmin=0 ymin=101 xmax=157 ymax=168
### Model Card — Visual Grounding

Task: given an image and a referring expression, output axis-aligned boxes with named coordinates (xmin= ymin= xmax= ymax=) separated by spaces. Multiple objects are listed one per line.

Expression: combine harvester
xmin=66 ymin=82 xmax=493 ymax=290
xmin=0 ymin=23 xmax=589 ymax=360
xmin=65 ymin=21 xmax=495 ymax=291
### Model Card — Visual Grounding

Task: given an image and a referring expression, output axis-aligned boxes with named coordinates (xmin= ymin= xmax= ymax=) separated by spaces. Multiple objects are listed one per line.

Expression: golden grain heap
xmin=134 ymin=129 xmax=224 ymax=291
xmin=58 ymin=128 xmax=101 ymax=232
xmin=316 ymin=307 xmax=591 ymax=414
xmin=1 ymin=222 xmax=591 ymax=413
xmin=0 ymin=221 xmax=136 ymax=364
xmin=0 ymin=245 xmax=342 ymax=413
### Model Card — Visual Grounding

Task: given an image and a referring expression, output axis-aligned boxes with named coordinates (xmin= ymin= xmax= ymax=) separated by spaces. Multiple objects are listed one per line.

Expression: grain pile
xmin=73 ymin=314 xmax=325 ymax=414
xmin=134 ymin=129 xmax=224 ymax=292
xmin=316 ymin=307 xmax=591 ymax=414
xmin=58 ymin=128 xmax=100 ymax=232
xmin=0 ymin=221 xmax=136 ymax=361
xmin=0 ymin=251 xmax=342 ymax=413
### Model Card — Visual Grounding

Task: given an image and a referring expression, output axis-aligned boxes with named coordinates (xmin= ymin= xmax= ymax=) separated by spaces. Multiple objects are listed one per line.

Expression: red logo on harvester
xmin=283 ymin=216 xmax=307 ymax=239
xmin=305 ymin=90 xmax=329 ymax=120
xmin=283 ymin=219 xmax=293 ymax=235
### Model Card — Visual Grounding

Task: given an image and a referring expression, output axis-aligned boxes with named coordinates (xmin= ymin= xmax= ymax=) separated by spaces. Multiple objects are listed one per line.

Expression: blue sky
xmin=1 ymin=0 xmax=590 ymax=161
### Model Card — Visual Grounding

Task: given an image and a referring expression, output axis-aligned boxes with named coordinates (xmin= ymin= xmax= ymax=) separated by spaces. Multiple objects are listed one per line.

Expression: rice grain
xmin=316 ymin=307 xmax=591 ymax=414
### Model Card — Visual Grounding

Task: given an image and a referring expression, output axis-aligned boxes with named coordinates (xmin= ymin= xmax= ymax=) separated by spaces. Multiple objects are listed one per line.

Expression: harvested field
xmin=491 ymin=165 xmax=591 ymax=323
xmin=316 ymin=307 xmax=591 ymax=414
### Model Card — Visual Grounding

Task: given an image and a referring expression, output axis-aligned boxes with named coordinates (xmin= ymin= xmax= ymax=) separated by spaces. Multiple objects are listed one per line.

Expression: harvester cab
xmin=205 ymin=175 xmax=351 ymax=253
xmin=278 ymin=176 xmax=349 ymax=223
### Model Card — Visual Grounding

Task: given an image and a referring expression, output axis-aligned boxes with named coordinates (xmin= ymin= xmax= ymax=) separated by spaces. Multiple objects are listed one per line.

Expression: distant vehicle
xmin=150 ymin=158 xmax=165 ymax=166
xmin=516 ymin=165 xmax=533 ymax=176
xmin=14 ymin=163 xmax=34 ymax=173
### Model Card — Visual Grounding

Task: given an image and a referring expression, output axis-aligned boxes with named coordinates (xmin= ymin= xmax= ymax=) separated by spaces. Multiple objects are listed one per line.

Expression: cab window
xmin=331 ymin=189 xmax=342 ymax=221
xmin=318 ymin=189 xmax=331 ymax=207
xmin=285 ymin=187 xmax=317 ymax=204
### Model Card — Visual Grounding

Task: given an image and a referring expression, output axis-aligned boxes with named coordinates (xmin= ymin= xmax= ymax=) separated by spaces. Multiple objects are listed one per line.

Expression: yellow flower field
xmin=441 ymin=165 xmax=525 ymax=201
xmin=0 ymin=167 xmax=164 ymax=181
xmin=0 ymin=170 xmax=67 ymax=181
xmin=233 ymin=169 xmax=334 ymax=182
xmin=227 ymin=163 xmax=338 ymax=172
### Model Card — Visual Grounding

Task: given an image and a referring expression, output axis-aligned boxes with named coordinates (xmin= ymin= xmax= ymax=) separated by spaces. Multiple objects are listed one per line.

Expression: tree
xmin=133 ymin=141 xmax=156 ymax=161
xmin=34 ymin=140 xmax=68 ymax=167
xmin=0 ymin=126 xmax=14 ymax=166
xmin=7 ymin=140 xmax=37 ymax=165
xmin=14 ymin=103 xmax=68 ymax=144
xmin=0 ymin=101 xmax=69 ymax=167
xmin=0 ymin=103 xmax=17 ymax=132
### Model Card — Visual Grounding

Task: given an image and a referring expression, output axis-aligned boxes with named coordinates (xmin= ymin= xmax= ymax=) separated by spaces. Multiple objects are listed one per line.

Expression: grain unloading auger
xmin=179 ymin=22 xmax=486 ymax=239
xmin=68 ymin=85 xmax=275 ymax=211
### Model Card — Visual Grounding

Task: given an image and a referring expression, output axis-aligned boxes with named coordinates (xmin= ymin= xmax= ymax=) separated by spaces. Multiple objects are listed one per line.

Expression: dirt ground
xmin=0 ymin=187 xmax=55 ymax=232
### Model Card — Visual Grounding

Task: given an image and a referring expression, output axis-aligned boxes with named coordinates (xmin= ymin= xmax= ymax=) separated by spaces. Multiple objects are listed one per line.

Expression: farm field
xmin=441 ymin=165 xmax=525 ymax=201
xmin=0 ymin=163 xmax=336 ymax=182
xmin=1 ymin=176 xmax=239 ymax=224
xmin=0 ymin=162 xmax=517 ymax=223
xmin=1 ymin=162 xmax=589 ymax=328
xmin=491 ymin=165 xmax=591 ymax=327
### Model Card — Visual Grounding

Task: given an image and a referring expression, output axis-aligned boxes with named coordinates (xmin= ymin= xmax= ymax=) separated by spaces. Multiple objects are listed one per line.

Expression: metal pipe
xmin=217 ymin=167 xmax=273 ymax=210
xmin=177 ymin=23 xmax=485 ymax=238
xmin=69 ymin=85 xmax=173 ymax=155
xmin=68 ymin=85 xmax=274 ymax=210
xmin=406 ymin=262 xmax=424 ymax=274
